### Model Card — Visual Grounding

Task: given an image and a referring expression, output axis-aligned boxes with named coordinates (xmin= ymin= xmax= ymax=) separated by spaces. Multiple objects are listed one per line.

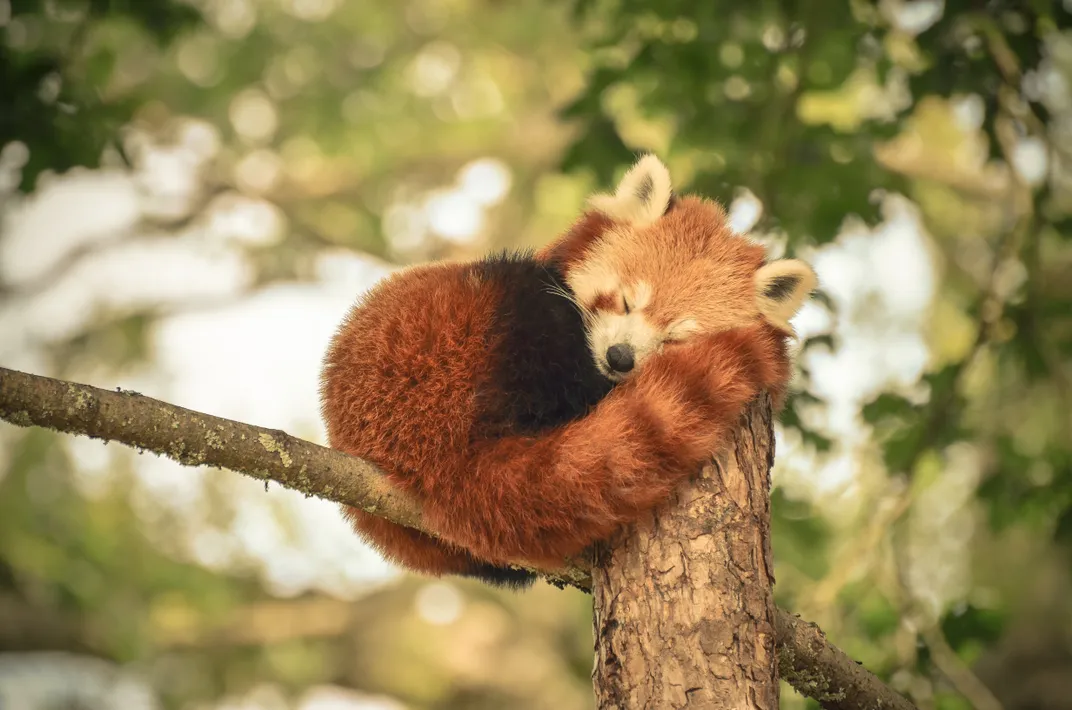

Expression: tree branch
xmin=0 ymin=365 xmax=424 ymax=530
xmin=920 ymin=625 xmax=1005 ymax=710
xmin=0 ymin=365 xmax=915 ymax=710
xmin=775 ymin=611 xmax=914 ymax=710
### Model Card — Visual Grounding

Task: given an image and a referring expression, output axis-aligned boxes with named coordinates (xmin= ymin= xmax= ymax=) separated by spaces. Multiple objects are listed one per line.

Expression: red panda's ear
xmin=587 ymin=154 xmax=673 ymax=228
xmin=754 ymin=259 xmax=818 ymax=334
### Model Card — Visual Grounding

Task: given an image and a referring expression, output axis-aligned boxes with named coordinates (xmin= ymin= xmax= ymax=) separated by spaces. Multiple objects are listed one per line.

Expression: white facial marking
xmin=567 ymin=260 xmax=620 ymax=309
xmin=585 ymin=280 xmax=660 ymax=381
xmin=587 ymin=310 xmax=662 ymax=381
xmin=625 ymin=280 xmax=653 ymax=312
xmin=665 ymin=318 xmax=700 ymax=342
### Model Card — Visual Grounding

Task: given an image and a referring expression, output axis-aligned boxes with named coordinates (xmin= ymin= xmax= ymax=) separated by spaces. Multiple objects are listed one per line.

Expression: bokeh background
xmin=1 ymin=1 xmax=1071 ymax=708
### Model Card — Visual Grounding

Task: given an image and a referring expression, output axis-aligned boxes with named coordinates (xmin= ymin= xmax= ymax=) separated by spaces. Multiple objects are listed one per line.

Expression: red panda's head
xmin=542 ymin=155 xmax=818 ymax=382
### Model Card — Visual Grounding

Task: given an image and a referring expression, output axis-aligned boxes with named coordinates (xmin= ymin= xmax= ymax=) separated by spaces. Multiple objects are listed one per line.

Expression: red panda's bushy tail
xmin=419 ymin=323 xmax=790 ymax=568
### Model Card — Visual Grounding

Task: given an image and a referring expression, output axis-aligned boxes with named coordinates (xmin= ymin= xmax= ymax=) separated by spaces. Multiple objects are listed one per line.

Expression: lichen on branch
xmin=0 ymin=366 xmax=423 ymax=530
xmin=776 ymin=612 xmax=916 ymax=710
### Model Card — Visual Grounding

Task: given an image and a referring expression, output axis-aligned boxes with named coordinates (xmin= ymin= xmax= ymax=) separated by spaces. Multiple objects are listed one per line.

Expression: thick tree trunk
xmin=591 ymin=395 xmax=779 ymax=709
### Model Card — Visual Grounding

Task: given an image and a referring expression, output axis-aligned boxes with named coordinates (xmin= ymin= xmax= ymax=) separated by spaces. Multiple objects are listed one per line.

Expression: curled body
xmin=320 ymin=156 xmax=817 ymax=587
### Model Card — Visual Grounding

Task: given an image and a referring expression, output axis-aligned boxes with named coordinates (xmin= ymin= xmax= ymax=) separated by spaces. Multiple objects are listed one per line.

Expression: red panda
xmin=320 ymin=155 xmax=817 ymax=588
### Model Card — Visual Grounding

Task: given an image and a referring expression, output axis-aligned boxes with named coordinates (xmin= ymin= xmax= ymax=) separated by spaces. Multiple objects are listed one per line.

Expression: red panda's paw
xmin=667 ymin=323 xmax=790 ymax=399
xmin=732 ymin=321 xmax=793 ymax=393
xmin=617 ymin=328 xmax=780 ymax=473
xmin=635 ymin=331 xmax=762 ymax=417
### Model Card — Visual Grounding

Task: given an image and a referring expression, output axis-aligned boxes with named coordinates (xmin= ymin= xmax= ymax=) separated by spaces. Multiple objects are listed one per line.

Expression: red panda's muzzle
xmin=606 ymin=343 xmax=635 ymax=373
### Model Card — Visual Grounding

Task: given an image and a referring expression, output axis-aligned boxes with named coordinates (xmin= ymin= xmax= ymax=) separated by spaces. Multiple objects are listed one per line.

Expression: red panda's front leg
xmin=419 ymin=322 xmax=790 ymax=569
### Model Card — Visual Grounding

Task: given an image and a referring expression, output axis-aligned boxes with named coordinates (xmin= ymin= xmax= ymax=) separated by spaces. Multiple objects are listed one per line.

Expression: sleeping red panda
xmin=320 ymin=155 xmax=817 ymax=588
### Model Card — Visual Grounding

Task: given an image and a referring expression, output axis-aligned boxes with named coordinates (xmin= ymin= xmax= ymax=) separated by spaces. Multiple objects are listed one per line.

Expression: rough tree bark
xmin=592 ymin=396 xmax=778 ymax=709
xmin=0 ymin=366 xmax=916 ymax=710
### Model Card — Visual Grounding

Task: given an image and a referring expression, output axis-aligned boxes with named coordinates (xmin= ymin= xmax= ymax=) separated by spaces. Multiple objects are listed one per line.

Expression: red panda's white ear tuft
xmin=754 ymin=259 xmax=818 ymax=334
xmin=587 ymin=154 xmax=673 ymax=227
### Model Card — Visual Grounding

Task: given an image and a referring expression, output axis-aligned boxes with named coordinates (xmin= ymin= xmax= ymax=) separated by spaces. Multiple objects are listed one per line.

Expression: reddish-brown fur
xmin=321 ymin=197 xmax=795 ymax=579
xmin=535 ymin=210 xmax=613 ymax=267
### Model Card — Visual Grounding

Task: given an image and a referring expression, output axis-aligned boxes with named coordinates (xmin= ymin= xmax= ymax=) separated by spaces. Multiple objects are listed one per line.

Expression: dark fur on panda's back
xmin=472 ymin=251 xmax=615 ymax=439
xmin=460 ymin=252 xmax=614 ymax=587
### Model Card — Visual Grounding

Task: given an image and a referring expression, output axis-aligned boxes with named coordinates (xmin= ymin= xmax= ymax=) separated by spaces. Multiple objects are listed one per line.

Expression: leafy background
xmin=1 ymin=1 xmax=1071 ymax=709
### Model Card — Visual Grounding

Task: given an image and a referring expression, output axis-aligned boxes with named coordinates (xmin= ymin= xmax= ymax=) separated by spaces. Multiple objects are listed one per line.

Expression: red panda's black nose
xmin=606 ymin=344 xmax=635 ymax=373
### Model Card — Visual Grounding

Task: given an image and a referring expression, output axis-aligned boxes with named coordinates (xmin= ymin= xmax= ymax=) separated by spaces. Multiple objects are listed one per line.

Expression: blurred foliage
xmin=0 ymin=429 xmax=595 ymax=710
xmin=562 ymin=0 xmax=903 ymax=246
xmin=3 ymin=0 xmax=1072 ymax=709
xmin=1 ymin=0 xmax=203 ymax=191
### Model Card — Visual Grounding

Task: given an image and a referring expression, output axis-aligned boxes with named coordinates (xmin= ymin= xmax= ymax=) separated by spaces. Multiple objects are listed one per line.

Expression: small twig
xmin=968 ymin=14 xmax=1047 ymax=138
xmin=920 ymin=626 xmax=1005 ymax=710
xmin=887 ymin=531 xmax=1003 ymax=710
